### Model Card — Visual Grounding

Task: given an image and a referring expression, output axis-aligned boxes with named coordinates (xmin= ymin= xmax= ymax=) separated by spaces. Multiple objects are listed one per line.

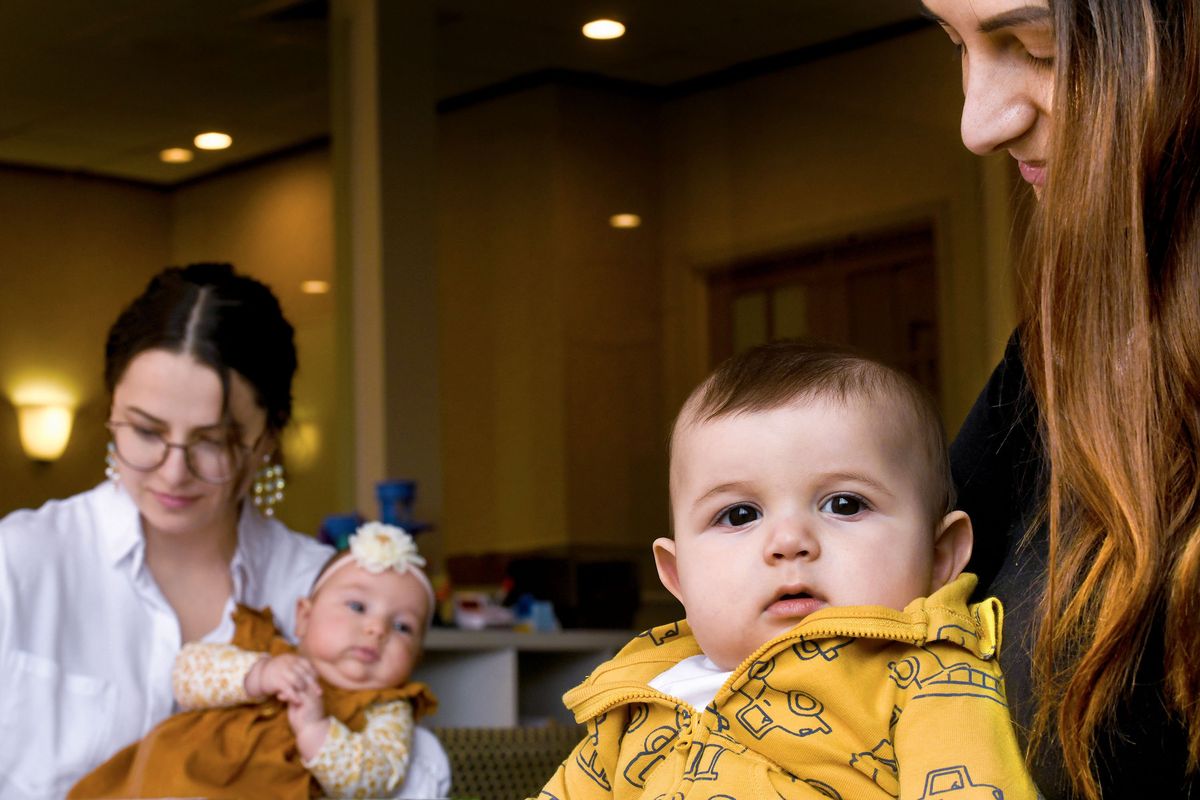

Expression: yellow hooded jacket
xmin=536 ymin=573 xmax=1036 ymax=800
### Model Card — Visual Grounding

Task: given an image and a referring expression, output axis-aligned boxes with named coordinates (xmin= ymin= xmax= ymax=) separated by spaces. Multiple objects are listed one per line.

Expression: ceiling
xmin=0 ymin=0 xmax=924 ymax=187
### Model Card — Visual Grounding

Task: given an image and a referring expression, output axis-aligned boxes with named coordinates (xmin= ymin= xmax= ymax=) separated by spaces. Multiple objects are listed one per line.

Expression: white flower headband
xmin=313 ymin=522 xmax=435 ymax=623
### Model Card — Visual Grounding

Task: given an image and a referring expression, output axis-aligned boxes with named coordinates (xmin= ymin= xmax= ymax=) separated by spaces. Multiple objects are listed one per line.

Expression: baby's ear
xmin=294 ymin=596 xmax=312 ymax=640
xmin=931 ymin=510 xmax=973 ymax=591
xmin=652 ymin=537 xmax=684 ymax=604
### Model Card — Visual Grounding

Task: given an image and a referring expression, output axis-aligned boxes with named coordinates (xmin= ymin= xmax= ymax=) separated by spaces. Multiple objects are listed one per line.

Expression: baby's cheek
xmin=878 ymin=570 xmax=932 ymax=610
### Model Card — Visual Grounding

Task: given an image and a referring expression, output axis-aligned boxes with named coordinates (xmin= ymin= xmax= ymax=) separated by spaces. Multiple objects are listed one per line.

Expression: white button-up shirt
xmin=0 ymin=482 xmax=333 ymax=799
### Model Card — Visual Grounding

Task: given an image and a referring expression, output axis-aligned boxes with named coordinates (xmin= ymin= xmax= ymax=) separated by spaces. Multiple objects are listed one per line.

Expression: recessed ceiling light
xmin=582 ymin=19 xmax=625 ymax=40
xmin=194 ymin=132 xmax=233 ymax=150
xmin=609 ymin=213 xmax=642 ymax=229
xmin=301 ymin=280 xmax=331 ymax=295
xmin=159 ymin=148 xmax=193 ymax=164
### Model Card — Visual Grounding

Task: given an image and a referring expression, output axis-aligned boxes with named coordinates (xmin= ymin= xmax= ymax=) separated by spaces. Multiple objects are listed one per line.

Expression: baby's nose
xmin=765 ymin=518 xmax=818 ymax=561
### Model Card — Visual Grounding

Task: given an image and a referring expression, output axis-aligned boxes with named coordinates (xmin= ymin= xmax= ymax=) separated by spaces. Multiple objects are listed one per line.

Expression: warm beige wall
xmin=0 ymin=168 xmax=170 ymax=515
xmin=556 ymin=88 xmax=666 ymax=551
xmin=660 ymin=27 xmax=1018 ymax=432
xmin=171 ymin=148 xmax=340 ymax=537
xmin=438 ymin=88 xmax=569 ymax=555
xmin=437 ymin=85 xmax=668 ymax=556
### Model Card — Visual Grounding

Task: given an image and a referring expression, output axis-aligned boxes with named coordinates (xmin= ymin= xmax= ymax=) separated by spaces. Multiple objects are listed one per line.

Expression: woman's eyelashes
xmin=130 ymin=422 xmax=227 ymax=447
xmin=1022 ymin=49 xmax=1054 ymax=69
xmin=129 ymin=426 xmax=159 ymax=445
xmin=941 ymin=29 xmax=1053 ymax=71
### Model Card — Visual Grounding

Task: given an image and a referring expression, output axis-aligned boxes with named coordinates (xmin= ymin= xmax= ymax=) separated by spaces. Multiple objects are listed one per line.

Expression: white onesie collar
xmin=648 ymin=653 xmax=732 ymax=712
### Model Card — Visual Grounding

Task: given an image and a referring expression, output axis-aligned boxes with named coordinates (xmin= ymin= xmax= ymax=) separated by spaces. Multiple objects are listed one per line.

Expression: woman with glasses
xmin=0 ymin=264 xmax=333 ymax=799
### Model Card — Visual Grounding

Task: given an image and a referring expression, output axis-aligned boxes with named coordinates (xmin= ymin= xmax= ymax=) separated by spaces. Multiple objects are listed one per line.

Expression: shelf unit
xmin=414 ymin=628 xmax=631 ymax=727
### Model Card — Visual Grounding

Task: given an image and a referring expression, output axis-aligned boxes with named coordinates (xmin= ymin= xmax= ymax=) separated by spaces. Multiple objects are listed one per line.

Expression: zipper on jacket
xmin=719 ymin=623 xmax=928 ymax=699
xmin=575 ymin=685 xmax=696 ymax=721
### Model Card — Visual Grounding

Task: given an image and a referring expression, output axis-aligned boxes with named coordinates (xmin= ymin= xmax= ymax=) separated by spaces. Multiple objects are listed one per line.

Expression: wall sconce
xmin=16 ymin=403 xmax=74 ymax=462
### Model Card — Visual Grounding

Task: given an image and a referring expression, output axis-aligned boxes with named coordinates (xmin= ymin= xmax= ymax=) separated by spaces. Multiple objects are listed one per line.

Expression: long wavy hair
xmin=1022 ymin=1 xmax=1200 ymax=797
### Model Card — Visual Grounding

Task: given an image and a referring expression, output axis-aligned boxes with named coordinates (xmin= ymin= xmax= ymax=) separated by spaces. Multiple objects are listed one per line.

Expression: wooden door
xmin=707 ymin=225 xmax=939 ymax=401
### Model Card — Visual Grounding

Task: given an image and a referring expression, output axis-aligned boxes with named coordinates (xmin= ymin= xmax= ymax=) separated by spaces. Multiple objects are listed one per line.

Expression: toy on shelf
xmin=318 ymin=479 xmax=432 ymax=552
xmin=376 ymin=479 xmax=432 ymax=535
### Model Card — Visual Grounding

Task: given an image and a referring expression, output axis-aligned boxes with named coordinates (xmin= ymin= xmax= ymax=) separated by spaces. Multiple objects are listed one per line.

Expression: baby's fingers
xmin=297 ymin=678 xmax=323 ymax=703
xmin=287 ymin=664 xmax=311 ymax=689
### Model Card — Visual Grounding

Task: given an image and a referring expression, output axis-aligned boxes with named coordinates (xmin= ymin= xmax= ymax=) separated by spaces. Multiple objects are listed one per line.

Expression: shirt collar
xmin=95 ymin=481 xmax=144 ymax=570
xmin=96 ymin=482 xmax=261 ymax=599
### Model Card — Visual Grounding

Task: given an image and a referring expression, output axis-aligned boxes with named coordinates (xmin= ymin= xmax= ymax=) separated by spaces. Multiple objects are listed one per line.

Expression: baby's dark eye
xmin=717 ymin=504 xmax=761 ymax=527
xmin=393 ymin=620 xmax=414 ymax=634
xmin=822 ymin=494 xmax=866 ymax=516
xmin=346 ymin=600 xmax=365 ymax=613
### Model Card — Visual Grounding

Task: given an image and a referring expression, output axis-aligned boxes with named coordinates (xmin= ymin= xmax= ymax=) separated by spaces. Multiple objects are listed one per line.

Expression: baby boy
xmin=538 ymin=341 xmax=1036 ymax=800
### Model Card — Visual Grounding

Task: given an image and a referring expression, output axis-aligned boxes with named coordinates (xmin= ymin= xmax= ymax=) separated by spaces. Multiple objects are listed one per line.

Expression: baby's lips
xmin=768 ymin=583 xmax=817 ymax=606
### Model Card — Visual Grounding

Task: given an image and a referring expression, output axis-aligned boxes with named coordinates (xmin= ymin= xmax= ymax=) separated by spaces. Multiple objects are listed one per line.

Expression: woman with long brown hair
xmin=925 ymin=0 xmax=1200 ymax=797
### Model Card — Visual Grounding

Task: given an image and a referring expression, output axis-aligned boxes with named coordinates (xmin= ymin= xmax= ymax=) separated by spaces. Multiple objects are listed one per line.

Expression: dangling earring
xmin=105 ymin=441 xmax=119 ymax=484
xmin=253 ymin=455 xmax=286 ymax=517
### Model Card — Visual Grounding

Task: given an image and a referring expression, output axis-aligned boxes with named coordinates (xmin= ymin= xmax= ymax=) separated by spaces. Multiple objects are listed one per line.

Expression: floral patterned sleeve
xmin=172 ymin=642 xmax=264 ymax=710
xmin=303 ymin=699 xmax=415 ymax=798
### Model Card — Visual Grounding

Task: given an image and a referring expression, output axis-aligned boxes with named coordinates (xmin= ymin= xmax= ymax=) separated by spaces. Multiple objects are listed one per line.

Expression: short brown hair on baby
xmin=673 ymin=340 xmax=954 ymax=520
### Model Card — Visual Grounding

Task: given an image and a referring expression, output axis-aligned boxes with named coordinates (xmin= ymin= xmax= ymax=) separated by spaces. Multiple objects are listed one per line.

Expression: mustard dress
xmin=69 ymin=606 xmax=437 ymax=799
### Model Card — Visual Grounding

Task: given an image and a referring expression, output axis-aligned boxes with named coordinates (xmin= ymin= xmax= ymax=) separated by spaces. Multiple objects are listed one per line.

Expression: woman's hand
xmin=245 ymin=653 xmax=319 ymax=703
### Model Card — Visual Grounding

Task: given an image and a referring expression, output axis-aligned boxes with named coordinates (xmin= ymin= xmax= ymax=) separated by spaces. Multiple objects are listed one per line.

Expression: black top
xmin=952 ymin=332 xmax=1198 ymax=799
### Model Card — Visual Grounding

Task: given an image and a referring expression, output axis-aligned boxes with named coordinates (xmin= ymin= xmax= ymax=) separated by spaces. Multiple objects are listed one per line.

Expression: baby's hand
xmin=246 ymin=653 xmax=320 ymax=704
xmin=287 ymin=679 xmax=332 ymax=760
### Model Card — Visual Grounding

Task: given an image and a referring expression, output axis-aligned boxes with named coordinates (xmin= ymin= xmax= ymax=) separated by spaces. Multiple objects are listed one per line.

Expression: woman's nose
xmin=158 ymin=444 xmax=192 ymax=483
xmin=959 ymin=58 xmax=1038 ymax=156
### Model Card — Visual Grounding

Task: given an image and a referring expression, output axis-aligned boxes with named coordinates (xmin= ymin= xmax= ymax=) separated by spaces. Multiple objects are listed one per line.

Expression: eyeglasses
xmin=106 ymin=421 xmax=258 ymax=485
